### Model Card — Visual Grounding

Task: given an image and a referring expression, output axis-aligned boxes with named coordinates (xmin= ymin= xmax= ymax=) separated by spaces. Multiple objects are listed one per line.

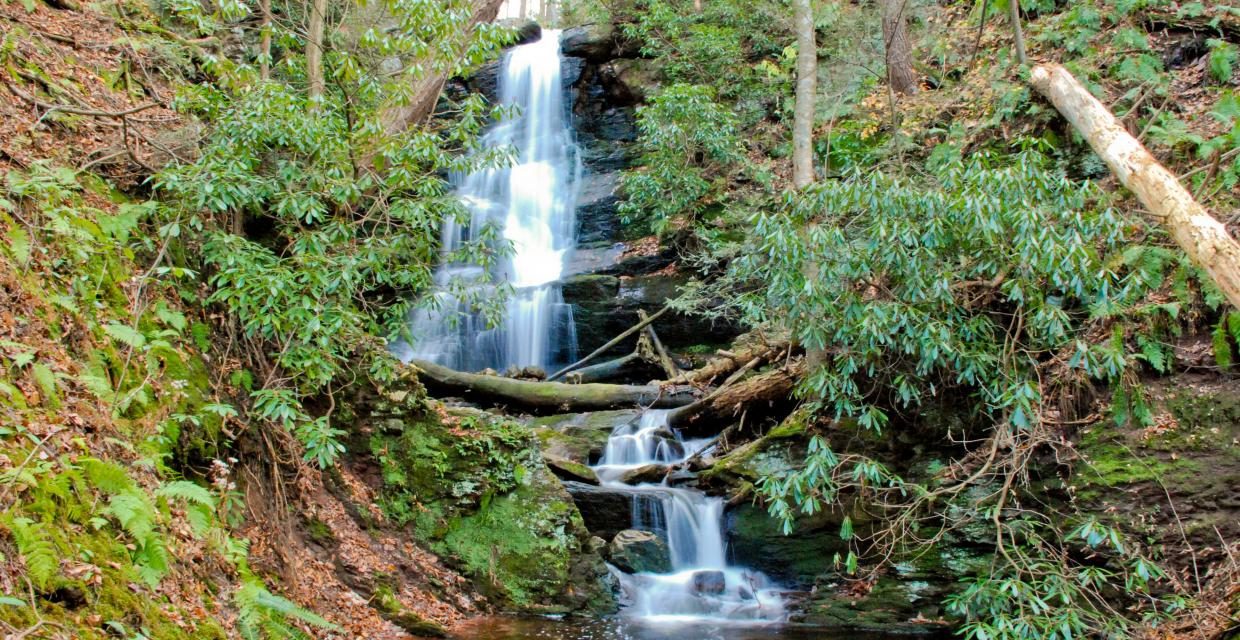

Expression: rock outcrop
xmin=607 ymin=529 xmax=672 ymax=573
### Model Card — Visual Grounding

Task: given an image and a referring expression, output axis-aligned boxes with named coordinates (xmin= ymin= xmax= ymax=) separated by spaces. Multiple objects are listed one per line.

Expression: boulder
xmin=564 ymin=481 xmax=651 ymax=540
xmin=607 ymin=529 xmax=671 ymax=574
xmin=499 ymin=18 xmax=542 ymax=45
xmin=691 ymin=570 xmax=726 ymax=595
xmin=546 ymin=454 xmax=600 ymax=485
xmin=617 ymin=463 xmax=670 ymax=485
xmin=529 ymin=409 xmax=637 ymax=464
xmin=602 ymin=58 xmax=661 ymax=105
xmin=565 ymin=243 xmax=627 ymax=276
xmin=575 ymin=172 xmax=623 ymax=244
xmin=560 ymin=23 xmax=617 ymax=61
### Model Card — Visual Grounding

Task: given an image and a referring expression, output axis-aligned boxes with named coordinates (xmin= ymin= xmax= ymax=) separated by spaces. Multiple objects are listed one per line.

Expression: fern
xmin=82 ymin=458 xmax=138 ymax=495
xmin=235 ymin=579 xmax=336 ymax=639
xmin=157 ymin=480 xmax=216 ymax=508
xmin=104 ymin=493 xmax=157 ymax=542
xmin=7 ymin=516 xmax=59 ymax=589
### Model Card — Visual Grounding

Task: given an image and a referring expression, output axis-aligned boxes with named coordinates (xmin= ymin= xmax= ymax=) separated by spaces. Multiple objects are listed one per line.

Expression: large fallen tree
xmin=1030 ymin=63 xmax=1240 ymax=310
xmin=407 ymin=359 xmax=698 ymax=413
xmin=667 ymin=357 xmax=805 ymax=436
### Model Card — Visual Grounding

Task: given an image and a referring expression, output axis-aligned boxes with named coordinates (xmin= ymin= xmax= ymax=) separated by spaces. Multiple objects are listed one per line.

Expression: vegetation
xmin=1 ymin=0 xmax=1238 ymax=636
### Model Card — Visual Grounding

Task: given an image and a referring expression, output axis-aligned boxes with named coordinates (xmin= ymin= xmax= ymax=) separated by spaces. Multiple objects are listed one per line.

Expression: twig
xmin=549 ymin=305 xmax=671 ymax=380
xmin=5 ymin=79 xmax=163 ymax=117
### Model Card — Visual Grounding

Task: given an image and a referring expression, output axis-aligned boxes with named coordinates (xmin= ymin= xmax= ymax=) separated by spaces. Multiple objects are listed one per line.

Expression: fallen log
xmin=668 ymin=358 xmax=804 ymax=436
xmin=1030 ymin=63 xmax=1240 ymax=310
xmin=408 ymin=359 xmax=697 ymax=413
xmin=565 ymin=352 xmax=647 ymax=384
xmin=668 ymin=337 xmax=792 ymax=386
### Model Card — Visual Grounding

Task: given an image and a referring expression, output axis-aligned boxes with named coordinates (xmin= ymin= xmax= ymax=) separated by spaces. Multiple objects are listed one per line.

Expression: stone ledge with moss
xmin=363 ymin=395 xmax=617 ymax=615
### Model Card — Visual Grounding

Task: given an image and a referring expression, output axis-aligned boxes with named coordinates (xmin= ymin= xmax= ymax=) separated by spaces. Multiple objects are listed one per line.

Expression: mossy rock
xmin=368 ymin=401 xmax=616 ymax=614
xmin=528 ymin=410 xmax=635 ymax=464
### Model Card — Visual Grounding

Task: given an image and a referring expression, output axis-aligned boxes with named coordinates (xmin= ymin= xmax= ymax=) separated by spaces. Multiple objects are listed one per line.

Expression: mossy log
xmin=667 ymin=358 xmax=805 ymax=436
xmin=407 ymin=359 xmax=698 ymax=413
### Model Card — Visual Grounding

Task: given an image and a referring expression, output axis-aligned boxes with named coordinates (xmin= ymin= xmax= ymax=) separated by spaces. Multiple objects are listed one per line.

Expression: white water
xmin=396 ymin=31 xmax=579 ymax=371
xmin=594 ymin=411 xmax=787 ymax=623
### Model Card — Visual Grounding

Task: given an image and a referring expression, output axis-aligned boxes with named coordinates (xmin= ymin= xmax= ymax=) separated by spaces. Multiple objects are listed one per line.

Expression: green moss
xmin=368 ymin=403 xmax=613 ymax=612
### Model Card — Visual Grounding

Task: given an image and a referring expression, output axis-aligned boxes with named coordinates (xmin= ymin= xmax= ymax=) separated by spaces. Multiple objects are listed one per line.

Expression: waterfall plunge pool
xmin=452 ymin=617 xmax=948 ymax=640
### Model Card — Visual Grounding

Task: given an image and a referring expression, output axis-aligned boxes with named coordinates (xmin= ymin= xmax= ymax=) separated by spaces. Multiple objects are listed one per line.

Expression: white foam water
xmin=396 ymin=30 xmax=579 ymax=371
xmin=594 ymin=410 xmax=787 ymax=623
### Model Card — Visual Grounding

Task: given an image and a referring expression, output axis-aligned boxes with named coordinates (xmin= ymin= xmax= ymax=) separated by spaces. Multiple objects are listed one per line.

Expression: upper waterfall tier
xmin=397 ymin=30 xmax=580 ymax=372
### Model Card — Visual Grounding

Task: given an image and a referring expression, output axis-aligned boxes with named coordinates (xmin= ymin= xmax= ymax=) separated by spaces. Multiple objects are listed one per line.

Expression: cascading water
xmin=594 ymin=410 xmax=787 ymax=623
xmin=395 ymin=31 xmax=579 ymax=371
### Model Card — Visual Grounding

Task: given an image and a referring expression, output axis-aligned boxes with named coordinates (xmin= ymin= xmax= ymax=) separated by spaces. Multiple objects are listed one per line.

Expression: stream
xmin=452 ymin=617 xmax=928 ymax=640
xmin=401 ymin=26 xmax=873 ymax=640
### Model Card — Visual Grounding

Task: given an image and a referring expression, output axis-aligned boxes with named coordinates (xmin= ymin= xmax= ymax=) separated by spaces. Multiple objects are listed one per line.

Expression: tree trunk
xmin=259 ymin=0 xmax=272 ymax=79
xmin=408 ymin=359 xmax=698 ymax=413
xmin=564 ymin=352 xmax=649 ymax=383
xmin=880 ymin=0 xmax=918 ymax=95
xmin=1009 ymin=0 xmax=1027 ymax=65
xmin=383 ymin=0 xmax=504 ymax=132
xmin=668 ymin=338 xmax=792 ymax=386
xmin=519 ymin=0 xmax=527 ymax=19
xmin=306 ymin=0 xmax=327 ymax=102
xmin=667 ymin=359 xmax=804 ymax=436
xmin=1030 ymin=63 xmax=1240 ymax=310
xmin=791 ymin=0 xmax=816 ymax=188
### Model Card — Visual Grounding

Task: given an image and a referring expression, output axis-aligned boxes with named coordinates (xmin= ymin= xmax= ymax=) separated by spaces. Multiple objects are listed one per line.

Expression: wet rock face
xmin=608 ymin=529 xmax=671 ymax=573
xmin=562 ymin=272 xmax=743 ymax=357
xmin=564 ymin=481 xmax=646 ymax=540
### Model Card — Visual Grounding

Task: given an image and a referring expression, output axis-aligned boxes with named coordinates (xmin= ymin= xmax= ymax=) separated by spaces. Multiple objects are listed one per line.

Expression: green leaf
xmin=1214 ymin=319 xmax=1235 ymax=368
xmin=103 ymin=323 xmax=146 ymax=349
xmin=6 ymin=227 xmax=30 ymax=266
xmin=30 ymin=362 xmax=59 ymax=409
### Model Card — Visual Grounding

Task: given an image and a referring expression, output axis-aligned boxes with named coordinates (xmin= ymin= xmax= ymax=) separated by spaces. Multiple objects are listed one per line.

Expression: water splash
xmin=396 ymin=30 xmax=579 ymax=371
xmin=593 ymin=410 xmax=787 ymax=623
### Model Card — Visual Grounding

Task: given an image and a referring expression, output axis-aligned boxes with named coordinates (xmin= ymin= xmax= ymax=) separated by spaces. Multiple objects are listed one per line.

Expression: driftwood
xmin=668 ymin=337 xmax=792 ymax=386
xmin=639 ymin=309 xmax=682 ymax=379
xmin=1030 ymin=63 xmax=1240 ymax=310
xmin=549 ymin=305 xmax=670 ymax=381
xmin=668 ymin=358 xmax=805 ymax=436
xmin=408 ymin=359 xmax=697 ymax=413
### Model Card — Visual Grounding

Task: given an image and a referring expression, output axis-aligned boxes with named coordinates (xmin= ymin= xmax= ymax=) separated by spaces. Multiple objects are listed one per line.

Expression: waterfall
xmin=395 ymin=31 xmax=579 ymax=372
xmin=594 ymin=410 xmax=787 ymax=623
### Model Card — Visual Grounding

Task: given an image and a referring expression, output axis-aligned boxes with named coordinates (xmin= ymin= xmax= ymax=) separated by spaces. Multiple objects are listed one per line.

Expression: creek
xmin=402 ymin=27 xmax=843 ymax=638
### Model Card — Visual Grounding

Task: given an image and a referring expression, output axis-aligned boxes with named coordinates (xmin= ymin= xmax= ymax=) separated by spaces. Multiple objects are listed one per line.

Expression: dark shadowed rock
xmin=607 ymin=529 xmax=671 ymax=574
xmin=564 ymin=481 xmax=647 ymax=540
xmin=563 ymin=272 xmax=743 ymax=357
xmin=499 ymin=18 xmax=542 ymax=45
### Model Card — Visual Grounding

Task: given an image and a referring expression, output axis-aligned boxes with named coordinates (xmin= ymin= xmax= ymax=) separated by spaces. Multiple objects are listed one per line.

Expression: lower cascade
xmin=594 ymin=410 xmax=787 ymax=623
